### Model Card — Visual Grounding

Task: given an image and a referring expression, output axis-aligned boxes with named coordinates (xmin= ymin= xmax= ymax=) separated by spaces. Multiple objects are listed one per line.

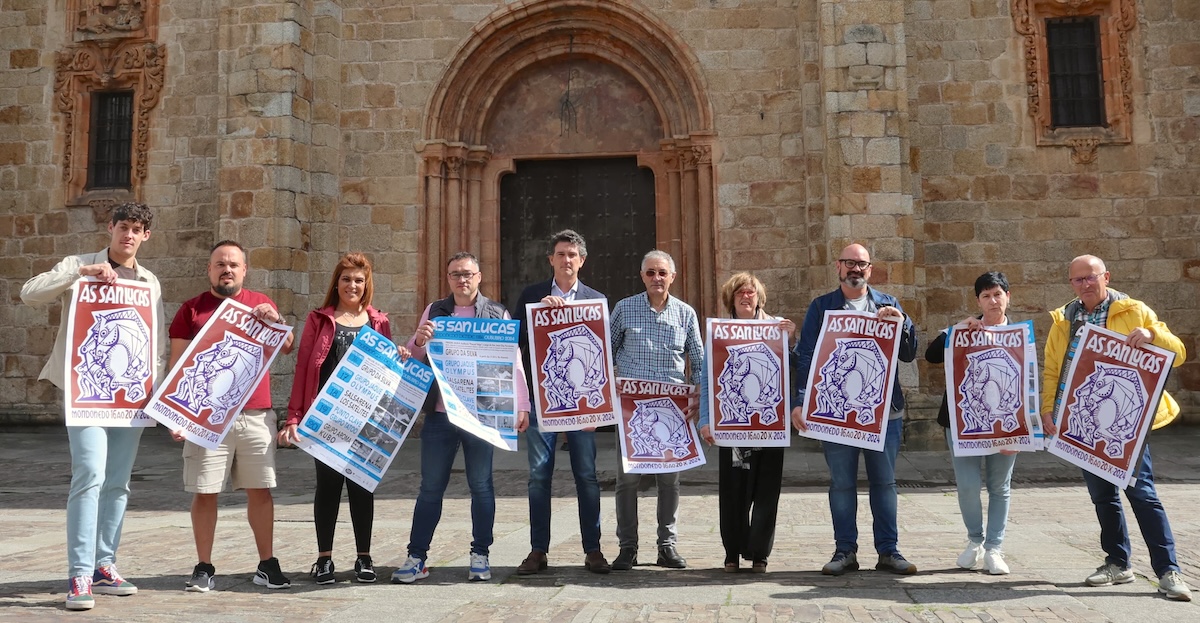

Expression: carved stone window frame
xmin=1014 ymin=0 xmax=1135 ymax=164
xmin=54 ymin=40 xmax=165 ymax=206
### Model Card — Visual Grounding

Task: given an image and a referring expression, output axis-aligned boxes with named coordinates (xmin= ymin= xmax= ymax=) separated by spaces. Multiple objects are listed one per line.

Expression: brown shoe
xmin=517 ymin=551 xmax=548 ymax=575
xmin=584 ymin=551 xmax=612 ymax=574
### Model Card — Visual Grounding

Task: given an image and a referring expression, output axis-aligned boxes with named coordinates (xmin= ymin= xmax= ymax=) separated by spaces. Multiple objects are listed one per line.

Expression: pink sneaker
xmin=66 ymin=575 xmax=95 ymax=610
xmin=92 ymin=564 xmax=138 ymax=596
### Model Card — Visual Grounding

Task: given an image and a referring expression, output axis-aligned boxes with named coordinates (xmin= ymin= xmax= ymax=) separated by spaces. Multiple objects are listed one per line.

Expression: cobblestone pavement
xmin=1 ymin=426 xmax=1198 ymax=622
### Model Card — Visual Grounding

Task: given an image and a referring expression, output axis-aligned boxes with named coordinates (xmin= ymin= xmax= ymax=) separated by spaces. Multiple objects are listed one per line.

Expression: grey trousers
xmin=614 ymin=460 xmax=680 ymax=550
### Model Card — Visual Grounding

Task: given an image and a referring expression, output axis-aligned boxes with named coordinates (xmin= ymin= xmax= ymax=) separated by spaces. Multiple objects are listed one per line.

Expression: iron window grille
xmin=1045 ymin=16 xmax=1106 ymax=129
xmin=88 ymin=91 xmax=134 ymax=189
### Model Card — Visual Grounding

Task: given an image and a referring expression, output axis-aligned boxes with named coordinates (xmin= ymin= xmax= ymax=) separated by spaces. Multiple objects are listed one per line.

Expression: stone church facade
xmin=1 ymin=0 xmax=1196 ymax=444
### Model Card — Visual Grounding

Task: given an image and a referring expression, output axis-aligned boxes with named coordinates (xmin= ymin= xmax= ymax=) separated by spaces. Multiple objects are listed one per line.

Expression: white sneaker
xmin=468 ymin=553 xmax=491 ymax=581
xmin=983 ymin=549 xmax=1010 ymax=575
xmin=1158 ymin=570 xmax=1192 ymax=602
xmin=956 ymin=541 xmax=983 ymax=570
xmin=390 ymin=556 xmax=428 ymax=584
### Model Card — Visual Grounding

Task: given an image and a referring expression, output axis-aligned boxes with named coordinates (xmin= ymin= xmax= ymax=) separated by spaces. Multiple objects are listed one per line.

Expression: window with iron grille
xmin=88 ymin=91 xmax=134 ymax=189
xmin=1045 ymin=17 xmax=1105 ymax=128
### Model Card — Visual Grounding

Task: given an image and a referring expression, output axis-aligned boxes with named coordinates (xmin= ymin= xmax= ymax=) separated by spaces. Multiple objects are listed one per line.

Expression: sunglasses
xmin=643 ymin=269 xmax=671 ymax=278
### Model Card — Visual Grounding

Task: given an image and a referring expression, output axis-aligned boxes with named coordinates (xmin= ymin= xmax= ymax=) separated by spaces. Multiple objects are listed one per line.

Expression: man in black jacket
xmin=511 ymin=230 xmax=612 ymax=575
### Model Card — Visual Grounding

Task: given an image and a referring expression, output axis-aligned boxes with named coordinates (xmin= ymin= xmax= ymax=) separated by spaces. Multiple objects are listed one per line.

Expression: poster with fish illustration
xmin=143 ymin=298 xmax=292 ymax=449
xmin=64 ymin=277 xmax=161 ymax=426
xmin=1048 ymin=324 xmax=1175 ymax=488
xmin=616 ymin=377 xmax=705 ymax=474
xmin=526 ymin=299 xmax=618 ymax=431
xmin=945 ymin=321 xmax=1040 ymax=456
xmin=798 ymin=310 xmax=902 ymax=452
xmin=706 ymin=318 xmax=790 ymax=447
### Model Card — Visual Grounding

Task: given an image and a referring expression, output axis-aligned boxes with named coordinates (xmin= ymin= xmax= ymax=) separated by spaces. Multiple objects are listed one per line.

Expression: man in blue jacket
xmin=511 ymin=230 xmax=611 ymax=575
xmin=790 ymin=243 xmax=919 ymax=575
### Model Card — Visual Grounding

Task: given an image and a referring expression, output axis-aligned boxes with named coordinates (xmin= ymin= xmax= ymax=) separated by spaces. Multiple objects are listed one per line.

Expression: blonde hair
xmin=719 ymin=272 xmax=767 ymax=319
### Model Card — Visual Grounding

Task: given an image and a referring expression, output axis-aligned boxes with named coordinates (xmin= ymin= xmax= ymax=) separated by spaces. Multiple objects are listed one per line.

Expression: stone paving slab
xmin=0 ymin=426 xmax=1198 ymax=621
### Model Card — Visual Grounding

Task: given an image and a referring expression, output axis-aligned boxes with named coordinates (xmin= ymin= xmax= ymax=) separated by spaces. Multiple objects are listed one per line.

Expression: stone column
xmin=217 ymin=0 xmax=317 ymax=315
xmin=818 ymin=0 xmax=914 ymax=290
xmin=819 ymin=0 xmax=926 ymax=437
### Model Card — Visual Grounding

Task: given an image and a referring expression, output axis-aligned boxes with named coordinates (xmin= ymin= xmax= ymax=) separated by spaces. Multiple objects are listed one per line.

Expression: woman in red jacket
xmin=279 ymin=252 xmax=402 ymax=584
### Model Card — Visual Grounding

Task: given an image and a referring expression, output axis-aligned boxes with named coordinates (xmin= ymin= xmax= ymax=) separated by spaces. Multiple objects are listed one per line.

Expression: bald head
xmin=836 ymin=243 xmax=872 ymax=295
xmin=1070 ymin=255 xmax=1106 ymax=275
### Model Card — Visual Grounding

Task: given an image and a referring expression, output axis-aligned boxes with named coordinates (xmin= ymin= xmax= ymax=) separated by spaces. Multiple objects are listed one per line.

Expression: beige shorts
xmin=183 ymin=409 xmax=277 ymax=494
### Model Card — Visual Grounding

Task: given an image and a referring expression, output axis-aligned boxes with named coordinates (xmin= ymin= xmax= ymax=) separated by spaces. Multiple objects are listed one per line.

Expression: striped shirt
xmin=610 ymin=292 xmax=703 ymax=384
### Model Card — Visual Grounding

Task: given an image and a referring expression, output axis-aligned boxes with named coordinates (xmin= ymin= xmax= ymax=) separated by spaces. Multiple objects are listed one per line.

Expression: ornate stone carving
xmin=54 ymin=40 xmax=165 ymax=198
xmin=70 ymin=0 xmax=156 ymax=42
xmin=1013 ymin=0 xmax=1134 ymax=162
xmin=1066 ymin=138 xmax=1101 ymax=164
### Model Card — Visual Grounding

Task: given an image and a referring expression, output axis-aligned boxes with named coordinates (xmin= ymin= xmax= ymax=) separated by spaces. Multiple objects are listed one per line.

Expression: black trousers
xmin=314 ymin=458 xmax=374 ymax=554
xmin=718 ymin=446 xmax=785 ymax=563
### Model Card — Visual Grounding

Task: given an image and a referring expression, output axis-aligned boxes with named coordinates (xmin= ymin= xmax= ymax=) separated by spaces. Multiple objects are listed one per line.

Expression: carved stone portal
xmin=54 ymin=40 xmax=165 ymax=203
xmin=418 ymin=0 xmax=720 ymax=316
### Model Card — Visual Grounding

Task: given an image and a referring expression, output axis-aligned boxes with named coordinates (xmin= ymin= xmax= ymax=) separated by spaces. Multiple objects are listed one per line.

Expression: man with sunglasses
xmin=393 ymin=251 xmax=531 ymax=584
xmin=1041 ymin=255 xmax=1190 ymax=601
xmin=608 ymin=250 xmax=703 ymax=571
xmin=790 ymin=243 xmax=919 ymax=576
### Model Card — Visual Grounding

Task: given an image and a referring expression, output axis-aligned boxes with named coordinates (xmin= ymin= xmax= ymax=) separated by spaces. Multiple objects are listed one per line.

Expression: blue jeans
xmin=407 ymin=411 xmax=495 ymax=559
xmin=823 ymin=418 xmax=902 ymax=555
xmin=946 ymin=430 xmax=1016 ymax=550
xmin=1082 ymin=444 xmax=1179 ymax=577
xmin=66 ymin=425 xmax=144 ymax=577
xmin=525 ymin=417 xmax=601 ymax=554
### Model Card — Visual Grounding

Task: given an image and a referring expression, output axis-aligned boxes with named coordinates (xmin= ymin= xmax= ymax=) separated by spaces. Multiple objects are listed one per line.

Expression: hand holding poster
xmin=526 ymin=299 xmax=618 ymax=431
xmin=798 ymin=310 xmax=902 ymax=452
xmin=705 ymin=318 xmax=790 ymax=447
xmin=65 ymin=277 xmax=160 ymax=427
xmin=295 ymin=326 xmax=432 ymax=492
xmin=945 ymin=321 xmax=1040 ymax=456
xmin=1047 ymin=324 xmax=1176 ymax=488
xmin=142 ymin=298 xmax=292 ymax=449
xmin=616 ymin=377 xmax=705 ymax=474
xmin=427 ymin=316 xmax=522 ymax=451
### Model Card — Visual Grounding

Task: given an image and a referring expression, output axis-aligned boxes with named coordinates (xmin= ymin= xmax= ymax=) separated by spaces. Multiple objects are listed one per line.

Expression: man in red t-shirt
xmin=168 ymin=240 xmax=294 ymax=592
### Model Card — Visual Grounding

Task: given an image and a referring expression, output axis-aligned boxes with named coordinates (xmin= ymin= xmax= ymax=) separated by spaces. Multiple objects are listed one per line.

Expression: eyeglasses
xmin=838 ymin=259 xmax=872 ymax=270
xmin=736 ymin=288 xmax=757 ymax=298
xmin=448 ymin=271 xmax=478 ymax=281
xmin=1069 ymin=273 xmax=1104 ymax=286
xmin=643 ymin=269 xmax=671 ymax=278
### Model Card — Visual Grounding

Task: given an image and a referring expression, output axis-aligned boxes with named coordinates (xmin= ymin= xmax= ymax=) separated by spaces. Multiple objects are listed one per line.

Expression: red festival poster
xmin=616 ymin=377 xmax=705 ymax=474
xmin=526 ymin=299 xmax=618 ymax=431
xmin=1048 ymin=324 xmax=1176 ymax=488
xmin=64 ymin=277 xmax=159 ymax=427
xmin=705 ymin=318 xmax=790 ymax=447
xmin=798 ymin=310 xmax=902 ymax=452
xmin=946 ymin=321 xmax=1039 ymax=456
xmin=142 ymin=298 xmax=292 ymax=449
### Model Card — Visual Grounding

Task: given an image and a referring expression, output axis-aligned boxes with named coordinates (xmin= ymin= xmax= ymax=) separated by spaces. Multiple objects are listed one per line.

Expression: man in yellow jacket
xmin=1041 ymin=255 xmax=1190 ymax=602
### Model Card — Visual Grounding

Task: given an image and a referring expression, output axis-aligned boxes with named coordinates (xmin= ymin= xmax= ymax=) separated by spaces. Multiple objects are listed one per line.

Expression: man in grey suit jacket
xmin=511 ymin=230 xmax=612 ymax=575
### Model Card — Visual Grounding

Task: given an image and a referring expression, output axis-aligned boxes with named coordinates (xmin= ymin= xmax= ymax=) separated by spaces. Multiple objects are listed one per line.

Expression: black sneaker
xmin=185 ymin=562 xmax=216 ymax=592
xmin=253 ymin=557 xmax=291 ymax=589
xmin=310 ymin=556 xmax=335 ymax=585
xmin=354 ymin=555 xmax=376 ymax=583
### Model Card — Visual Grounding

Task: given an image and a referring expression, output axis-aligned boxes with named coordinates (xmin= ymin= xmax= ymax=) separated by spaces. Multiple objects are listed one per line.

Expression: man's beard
xmin=213 ymin=283 xmax=239 ymax=297
xmin=840 ymin=274 xmax=866 ymax=289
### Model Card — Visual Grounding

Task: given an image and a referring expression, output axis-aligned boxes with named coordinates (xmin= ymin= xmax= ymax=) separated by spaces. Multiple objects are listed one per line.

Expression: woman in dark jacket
xmin=924 ymin=271 xmax=1017 ymax=575
xmin=698 ymin=272 xmax=798 ymax=572
xmin=280 ymin=252 xmax=403 ymax=584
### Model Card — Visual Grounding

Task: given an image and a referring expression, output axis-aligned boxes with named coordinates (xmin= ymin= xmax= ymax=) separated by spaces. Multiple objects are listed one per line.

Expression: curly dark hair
xmin=110 ymin=202 xmax=153 ymax=230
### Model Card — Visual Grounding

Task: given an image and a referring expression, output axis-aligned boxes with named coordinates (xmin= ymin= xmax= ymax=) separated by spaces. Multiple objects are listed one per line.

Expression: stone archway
xmin=417 ymin=0 xmax=719 ymax=315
